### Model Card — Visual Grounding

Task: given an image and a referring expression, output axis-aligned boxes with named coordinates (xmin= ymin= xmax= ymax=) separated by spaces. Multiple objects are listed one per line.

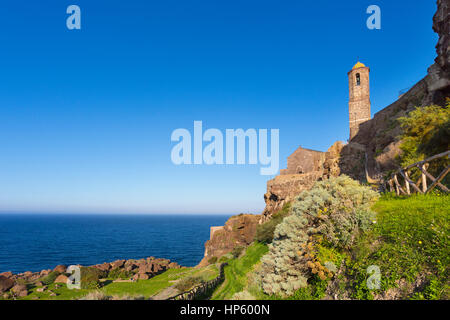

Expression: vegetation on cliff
xmin=255 ymin=203 xmax=291 ymax=244
xmin=211 ymin=242 xmax=268 ymax=300
xmin=257 ymin=175 xmax=378 ymax=297
xmin=227 ymin=193 xmax=450 ymax=300
xmin=396 ymin=100 xmax=450 ymax=185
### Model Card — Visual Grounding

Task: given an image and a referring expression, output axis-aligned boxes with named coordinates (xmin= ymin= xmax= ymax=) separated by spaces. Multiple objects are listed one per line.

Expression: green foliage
xmin=397 ymin=101 xmax=450 ymax=185
xmin=108 ymin=268 xmax=133 ymax=280
xmin=208 ymin=256 xmax=218 ymax=264
xmin=255 ymin=203 xmax=291 ymax=244
xmin=80 ymin=267 xmax=104 ymax=290
xmin=218 ymin=253 xmax=233 ymax=263
xmin=398 ymin=101 xmax=449 ymax=165
xmin=174 ymin=276 xmax=205 ymax=292
xmin=212 ymin=242 xmax=268 ymax=300
xmin=347 ymin=193 xmax=450 ymax=300
xmin=285 ymin=275 xmax=329 ymax=300
xmin=411 ymin=277 xmax=449 ymax=300
xmin=41 ymin=271 xmax=60 ymax=285
xmin=231 ymin=246 xmax=245 ymax=258
xmin=102 ymin=267 xmax=192 ymax=298
xmin=258 ymin=175 xmax=379 ymax=297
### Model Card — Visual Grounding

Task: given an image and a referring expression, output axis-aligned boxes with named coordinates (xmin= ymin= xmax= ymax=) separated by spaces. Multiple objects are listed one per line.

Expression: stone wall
xmin=282 ymin=146 xmax=326 ymax=175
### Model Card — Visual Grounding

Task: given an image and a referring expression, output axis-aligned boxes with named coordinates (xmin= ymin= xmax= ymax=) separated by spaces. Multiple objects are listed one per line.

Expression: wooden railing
xmin=167 ymin=263 xmax=227 ymax=300
xmin=385 ymin=150 xmax=450 ymax=195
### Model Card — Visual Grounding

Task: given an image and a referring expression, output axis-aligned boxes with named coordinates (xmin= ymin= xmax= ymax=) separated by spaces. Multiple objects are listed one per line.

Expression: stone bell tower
xmin=348 ymin=61 xmax=371 ymax=140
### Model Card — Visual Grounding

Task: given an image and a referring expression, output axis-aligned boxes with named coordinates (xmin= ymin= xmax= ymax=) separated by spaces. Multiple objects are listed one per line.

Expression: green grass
xmin=16 ymin=265 xmax=220 ymax=300
xmin=225 ymin=193 xmax=449 ymax=301
xmin=347 ymin=193 xmax=450 ymax=299
xmin=102 ymin=268 xmax=190 ymax=298
xmin=20 ymin=283 xmax=91 ymax=300
xmin=212 ymin=242 xmax=268 ymax=300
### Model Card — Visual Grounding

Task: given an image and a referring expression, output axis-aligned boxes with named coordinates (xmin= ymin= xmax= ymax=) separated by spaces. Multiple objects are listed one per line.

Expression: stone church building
xmin=280 ymin=61 xmax=372 ymax=176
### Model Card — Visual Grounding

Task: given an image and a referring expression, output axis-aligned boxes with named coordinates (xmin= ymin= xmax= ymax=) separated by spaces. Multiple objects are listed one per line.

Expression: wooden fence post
xmin=404 ymin=171 xmax=411 ymax=195
xmin=421 ymin=164 xmax=428 ymax=193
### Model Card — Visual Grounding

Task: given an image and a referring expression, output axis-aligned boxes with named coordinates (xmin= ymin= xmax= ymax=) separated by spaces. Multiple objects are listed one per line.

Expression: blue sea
xmin=0 ymin=214 xmax=230 ymax=274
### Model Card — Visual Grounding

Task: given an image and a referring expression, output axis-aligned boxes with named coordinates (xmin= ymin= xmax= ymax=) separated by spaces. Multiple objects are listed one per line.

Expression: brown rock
xmin=53 ymin=265 xmax=67 ymax=273
xmin=35 ymin=281 xmax=44 ymax=287
xmin=125 ymin=264 xmax=137 ymax=272
xmin=111 ymin=260 xmax=126 ymax=269
xmin=94 ymin=263 xmax=111 ymax=272
xmin=40 ymin=269 xmax=50 ymax=277
xmin=138 ymin=273 xmax=149 ymax=280
xmin=0 ymin=271 xmax=13 ymax=278
xmin=54 ymin=274 xmax=69 ymax=284
xmin=11 ymin=283 xmax=28 ymax=297
xmin=198 ymin=214 xmax=259 ymax=267
xmin=138 ymin=263 xmax=153 ymax=274
xmin=0 ymin=275 xmax=15 ymax=293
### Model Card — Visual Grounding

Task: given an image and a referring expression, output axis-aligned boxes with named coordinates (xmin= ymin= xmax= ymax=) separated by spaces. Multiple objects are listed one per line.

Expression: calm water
xmin=0 ymin=214 xmax=230 ymax=274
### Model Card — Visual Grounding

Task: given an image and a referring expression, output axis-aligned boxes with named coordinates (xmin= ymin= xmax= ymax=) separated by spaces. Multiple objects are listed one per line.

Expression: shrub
xmin=108 ymin=268 xmax=133 ymax=280
xmin=41 ymin=271 xmax=60 ymax=285
xmin=208 ymin=256 xmax=218 ymax=264
xmin=174 ymin=276 xmax=205 ymax=292
xmin=232 ymin=290 xmax=256 ymax=300
xmin=231 ymin=246 xmax=245 ymax=258
xmin=80 ymin=291 xmax=111 ymax=300
xmin=397 ymin=100 xmax=450 ymax=186
xmin=80 ymin=267 xmax=104 ymax=290
xmin=258 ymin=175 xmax=379 ymax=297
xmin=218 ymin=253 xmax=233 ymax=263
xmin=255 ymin=203 xmax=291 ymax=244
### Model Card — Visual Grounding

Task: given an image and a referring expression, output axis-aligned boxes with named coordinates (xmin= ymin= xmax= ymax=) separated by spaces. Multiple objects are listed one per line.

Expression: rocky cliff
xmin=198 ymin=214 xmax=259 ymax=267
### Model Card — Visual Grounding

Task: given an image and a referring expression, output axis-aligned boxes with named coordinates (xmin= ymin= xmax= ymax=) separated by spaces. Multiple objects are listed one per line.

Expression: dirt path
xmin=150 ymin=284 xmax=180 ymax=300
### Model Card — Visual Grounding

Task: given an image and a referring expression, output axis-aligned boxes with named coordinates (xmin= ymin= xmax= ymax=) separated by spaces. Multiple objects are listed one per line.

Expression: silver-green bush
xmin=258 ymin=175 xmax=379 ymax=297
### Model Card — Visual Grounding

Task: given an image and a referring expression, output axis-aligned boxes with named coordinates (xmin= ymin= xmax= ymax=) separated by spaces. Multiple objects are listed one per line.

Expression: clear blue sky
xmin=0 ymin=0 xmax=438 ymax=214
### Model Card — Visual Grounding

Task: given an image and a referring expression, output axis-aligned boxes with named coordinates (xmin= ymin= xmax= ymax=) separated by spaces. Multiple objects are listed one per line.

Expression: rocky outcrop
xmin=0 ymin=256 xmax=182 ymax=299
xmin=53 ymin=265 xmax=67 ymax=273
xmin=11 ymin=283 xmax=28 ymax=297
xmin=430 ymin=0 xmax=450 ymax=94
xmin=197 ymin=214 xmax=259 ymax=267
xmin=260 ymin=172 xmax=323 ymax=223
xmin=0 ymin=276 xmax=14 ymax=293
xmin=54 ymin=274 xmax=69 ymax=284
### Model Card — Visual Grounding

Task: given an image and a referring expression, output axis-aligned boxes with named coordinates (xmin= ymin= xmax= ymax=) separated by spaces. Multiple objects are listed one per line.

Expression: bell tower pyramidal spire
xmin=348 ymin=61 xmax=371 ymax=140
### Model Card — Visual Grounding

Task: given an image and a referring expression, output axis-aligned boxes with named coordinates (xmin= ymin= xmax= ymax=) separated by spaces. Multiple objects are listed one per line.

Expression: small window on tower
xmin=356 ymin=73 xmax=361 ymax=86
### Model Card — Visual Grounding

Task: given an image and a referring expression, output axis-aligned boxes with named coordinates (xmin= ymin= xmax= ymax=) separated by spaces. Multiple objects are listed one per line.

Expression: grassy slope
xmin=17 ymin=264 xmax=219 ymax=300
xmin=222 ymin=194 xmax=449 ymax=300
xmin=293 ymin=193 xmax=449 ymax=300
xmin=212 ymin=242 xmax=268 ymax=300
xmin=349 ymin=193 xmax=449 ymax=299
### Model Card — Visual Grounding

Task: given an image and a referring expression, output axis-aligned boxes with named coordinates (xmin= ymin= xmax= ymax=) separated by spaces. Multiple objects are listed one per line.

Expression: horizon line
xmin=0 ymin=211 xmax=254 ymax=216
